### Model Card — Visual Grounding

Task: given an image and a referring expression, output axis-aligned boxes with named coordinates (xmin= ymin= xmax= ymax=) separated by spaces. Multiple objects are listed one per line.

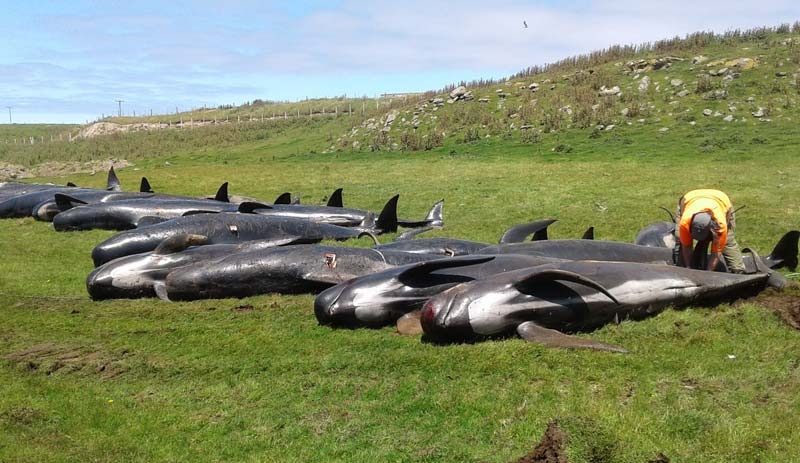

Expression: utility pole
xmin=115 ymin=100 xmax=124 ymax=117
xmin=6 ymin=106 xmax=11 ymax=124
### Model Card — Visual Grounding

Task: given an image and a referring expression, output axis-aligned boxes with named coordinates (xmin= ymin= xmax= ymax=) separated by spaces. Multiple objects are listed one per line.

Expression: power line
xmin=115 ymin=100 xmax=124 ymax=117
xmin=6 ymin=106 xmax=11 ymax=124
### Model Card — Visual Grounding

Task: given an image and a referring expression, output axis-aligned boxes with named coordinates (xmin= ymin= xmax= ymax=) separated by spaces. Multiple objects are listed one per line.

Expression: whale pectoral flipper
xmin=396 ymin=310 xmax=423 ymax=336
xmin=516 ymin=321 xmax=628 ymax=353
xmin=513 ymin=269 xmax=620 ymax=305
xmin=154 ymin=234 xmax=209 ymax=255
xmin=153 ymin=282 xmax=171 ymax=302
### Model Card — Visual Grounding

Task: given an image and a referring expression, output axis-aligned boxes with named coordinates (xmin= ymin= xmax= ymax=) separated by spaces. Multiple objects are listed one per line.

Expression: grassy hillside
xmin=1 ymin=24 xmax=800 ymax=463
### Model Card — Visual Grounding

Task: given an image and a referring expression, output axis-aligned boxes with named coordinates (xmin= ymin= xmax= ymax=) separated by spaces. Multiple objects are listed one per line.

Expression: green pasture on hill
xmin=2 ymin=132 xmax=800 ymax=462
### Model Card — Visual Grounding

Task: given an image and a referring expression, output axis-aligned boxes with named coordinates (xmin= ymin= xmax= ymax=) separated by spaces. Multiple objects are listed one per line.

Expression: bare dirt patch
xmin=740 ymin=284 xmax=800 ymax=329
xmin=514 ymin=420 xmax=568 ymax=463
xmin=4 ymin=342 xmax=130 ymax=379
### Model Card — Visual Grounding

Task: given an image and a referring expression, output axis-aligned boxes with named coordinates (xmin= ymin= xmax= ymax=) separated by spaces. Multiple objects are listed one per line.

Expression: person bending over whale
xmin=674 ymin=188 xmax=744 ymax=273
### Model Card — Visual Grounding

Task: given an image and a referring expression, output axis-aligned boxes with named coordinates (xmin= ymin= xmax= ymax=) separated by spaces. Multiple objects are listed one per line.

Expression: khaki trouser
xmin=673 ymin=202 xmax=745 ymax=273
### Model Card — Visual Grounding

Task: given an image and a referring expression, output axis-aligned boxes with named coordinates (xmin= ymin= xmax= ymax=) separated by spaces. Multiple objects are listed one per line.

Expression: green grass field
xmin=2 ymin=25 xmax=800 ymax=462
xmin=2 ymin=130 xmax=800 ymax=462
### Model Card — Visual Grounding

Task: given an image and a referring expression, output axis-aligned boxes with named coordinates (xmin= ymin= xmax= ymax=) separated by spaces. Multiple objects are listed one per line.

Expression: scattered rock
xmin=670 ymin=79 xmax=683 ymax=87
xmin=605 ymin=124 xmax=615 ymax=131
xmin=703 ymin=89 xmax=728 ymax=100
xmin=703 ymin=109 xmax=713 ymax=116
xmin=625 ymin=56 xmax=684 ymax=72
xmin=725 ymin=57 xmax=756 ymax=70
xmin=676 ymin=90 xmax=689 ymax=97
xmin=478 ymin=98 xmax=489 ymax=103
xmin=528 ymin=82 xmax=540 ymax=91
xmin=692 ymin=55 xmax=708 ymax=64
xmin=449 ymin=86 xmax=467 ymax=99
xmin=638 ymin=75 xmax=651 ymax=92
xmin=723 ymin=114 xmax=734 ymax=122
xmin=776 ymin=72 xmax=788 ymax=77
xmin=659 ymin=127 xmax=670 ymax=132
xmin=752 ymin=108 xmax=766 ymax=118
xmin=599 ymin=85 xmax=621 ymax=96
xmin=384 ymin=110 xmax=398 ymax=127
xmin=620 ymin=108 xmax=629 ymax=117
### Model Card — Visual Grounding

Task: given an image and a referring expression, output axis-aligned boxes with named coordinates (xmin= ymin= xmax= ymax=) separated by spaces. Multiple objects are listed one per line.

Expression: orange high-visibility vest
xmin=678 ymin=189 xmax=732 ymax=253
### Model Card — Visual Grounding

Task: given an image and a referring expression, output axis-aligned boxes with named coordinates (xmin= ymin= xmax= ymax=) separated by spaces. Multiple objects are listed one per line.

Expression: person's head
xmin=690 ymin=211 xmax=713 ymax=241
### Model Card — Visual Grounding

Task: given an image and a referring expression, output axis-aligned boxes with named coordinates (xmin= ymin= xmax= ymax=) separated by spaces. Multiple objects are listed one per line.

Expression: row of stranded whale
xmin=2 ymin=168 xmax=798 ymax=352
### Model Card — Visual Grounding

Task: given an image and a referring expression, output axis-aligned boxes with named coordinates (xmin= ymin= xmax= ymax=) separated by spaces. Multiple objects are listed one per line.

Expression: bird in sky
xmin=523 ymin=20 xmax=528 ymax=28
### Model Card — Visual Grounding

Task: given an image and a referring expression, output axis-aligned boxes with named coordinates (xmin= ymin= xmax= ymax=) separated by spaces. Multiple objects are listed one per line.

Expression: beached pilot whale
xmin=420 ymin=256 xmax=783 ymax=352
xmin=314 ymin=254 xmax=566 ymax=329
xmin=86 ymin=235 xmax=298 ymax=300
xmin=0 ymin=167 xmax=121 ymax=218
xmin=90 ymin=213 xmax=374 ymax=266
xmin=161 ymin=244 xmax=443 ymax=301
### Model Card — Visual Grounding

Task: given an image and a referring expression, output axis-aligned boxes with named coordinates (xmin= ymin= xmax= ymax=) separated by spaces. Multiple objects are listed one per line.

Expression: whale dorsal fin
xmin=375 ymin=195 xmax=399 ymax=233
xmin=139 ymin=177 xmax=153 ymax=193
xmin=106 ymin=166 xmax=122 ymax=192
xmin=327 ymin=188 xmax=343 ymax=208
xmin=273 ymin=192 xmax=292 ymax=205
xmin=214 ymin=182 xmax=229 ymax=202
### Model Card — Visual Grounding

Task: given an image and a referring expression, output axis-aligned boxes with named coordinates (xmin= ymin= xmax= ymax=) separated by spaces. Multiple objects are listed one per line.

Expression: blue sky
xmin=2 ymin=0 xmax=798 ymax=123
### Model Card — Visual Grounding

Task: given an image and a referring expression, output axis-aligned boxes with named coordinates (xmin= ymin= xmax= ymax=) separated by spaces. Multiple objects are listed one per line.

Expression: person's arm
xmin=681 ymin=244 xmax=693 ymax=268
xmin=707 ymin=251 xmax=721 ymax=271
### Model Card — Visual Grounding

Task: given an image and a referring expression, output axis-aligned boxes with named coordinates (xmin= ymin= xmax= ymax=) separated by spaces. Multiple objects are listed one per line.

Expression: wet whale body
xmin=243 ymin=195 xmax=443 ymax=232
xmin=90 ymin=213 xmax=370 ymax=267
xmin=0 ymin=181 xmax=70 ymax=202
xmin=420 ymin=260 xmax=780 ymax=352
xmin=86 ymin=235 xmax=297 ymax=300
xmin=52 ymin=184 xmax=238 ymax=231
xmin=314 ymin=255 xmax=566 ymax=328
xmin=0 ymin=167 xmax=122 ymax=219
xmin=371 ymin=219 xmax=560 ymax=256
xmin=242 ymin=194 xmax=400 ymax=231
xmin=86 ymin=218 xmax=564 ymax=301
xmin=162 ymin=244 xmax=443 ymax=301
xmin=478 ymin=234 xmax=799 ymax=273
xmin=314 ymin=232 xmax=797 ymax=330
xmin=32 ymin=178 xmax=161 ymax=221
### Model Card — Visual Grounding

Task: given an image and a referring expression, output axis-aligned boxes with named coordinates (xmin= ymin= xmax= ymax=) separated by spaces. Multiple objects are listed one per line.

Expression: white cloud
xmin=3 ymin=0 xmax=799 ymax=121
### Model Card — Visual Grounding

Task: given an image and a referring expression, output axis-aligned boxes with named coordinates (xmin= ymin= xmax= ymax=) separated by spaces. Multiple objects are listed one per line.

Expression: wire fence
xmin=2 ymin=94 xmax=432 ymax=145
